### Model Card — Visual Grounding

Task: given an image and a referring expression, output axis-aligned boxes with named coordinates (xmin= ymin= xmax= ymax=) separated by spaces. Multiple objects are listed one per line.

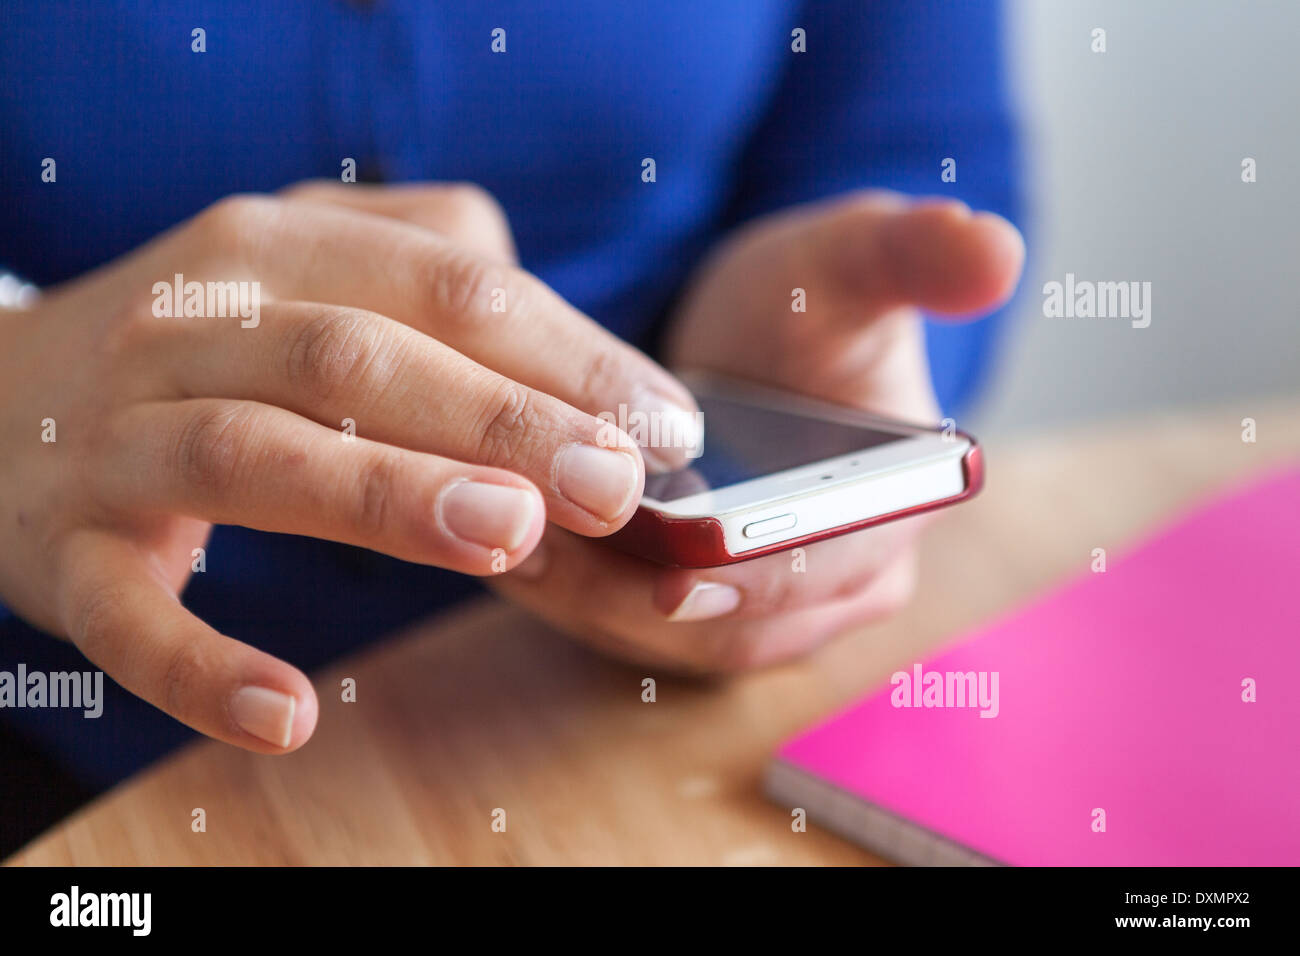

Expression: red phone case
xmin=608 ymin=434 xmax=983 ymax=568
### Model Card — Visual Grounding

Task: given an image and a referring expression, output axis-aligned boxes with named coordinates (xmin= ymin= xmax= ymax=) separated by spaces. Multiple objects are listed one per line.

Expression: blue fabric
xmin=0 ymin=0 xmax=1021 ymax=788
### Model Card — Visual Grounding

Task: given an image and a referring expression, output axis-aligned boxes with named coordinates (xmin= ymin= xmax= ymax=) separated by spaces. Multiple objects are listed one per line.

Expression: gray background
xmin=968 ymin=0 xmax=1298 ymax=436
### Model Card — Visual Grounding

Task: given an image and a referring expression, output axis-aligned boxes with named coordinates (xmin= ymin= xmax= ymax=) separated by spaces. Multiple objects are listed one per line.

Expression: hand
xmin=492 ymin=192 xmax=1023 ymax=673
xmin=0 ymin=181 xmax=698 ymax=750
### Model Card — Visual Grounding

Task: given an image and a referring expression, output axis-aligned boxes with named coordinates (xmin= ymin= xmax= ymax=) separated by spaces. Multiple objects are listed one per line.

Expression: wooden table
xmin=10 ymin=400 xmax=1298 ymax=865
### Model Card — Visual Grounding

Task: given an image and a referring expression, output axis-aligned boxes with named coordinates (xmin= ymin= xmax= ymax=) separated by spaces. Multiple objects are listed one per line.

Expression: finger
xmin=57 ymin=531 xmax=319 ymax=752
xmin=183 ymin=195 xmax=700 ymax=471
xmin=496 ymin=515 xmax=922 ymax=634
xmin=104 ymin=398 xmax=547 ymax=573
xmin=651 ymin=516 xmax=925 ymax=621
xmin=279 ymin=180 xmax=518 ymax=264
xmin=500 ymin=530 xmax=920 ymax=674
xmin=697 ymin=552 xmax=922 ymax=673
xmin=711 ymin=192 xmax=1024 ymax=332
xmin=147 ymin=302 xmax=643 ymax=535
xmin=805 ymin=194 xmax=1025 ymax=319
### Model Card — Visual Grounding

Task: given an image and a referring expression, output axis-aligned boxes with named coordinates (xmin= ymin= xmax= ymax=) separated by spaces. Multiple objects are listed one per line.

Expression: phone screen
xmin=642 ymin=393 xmax=907 ymax=503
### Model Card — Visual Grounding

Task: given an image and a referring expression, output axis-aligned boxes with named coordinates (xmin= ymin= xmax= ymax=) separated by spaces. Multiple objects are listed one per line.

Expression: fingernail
xmin=556 ymin=444 xmax=640 ymax=522
xmin=667 ymin=582 xmax=742 ymax=622
xmin=231 ymin=686 xmax=296 ymax=748
xmin=440 ymin=481 xmax=536 ymax=552
xmin=631 ymin=387 xmax=705 ymax=474
xmin=511 ymin=540 xmax=548 ymax=580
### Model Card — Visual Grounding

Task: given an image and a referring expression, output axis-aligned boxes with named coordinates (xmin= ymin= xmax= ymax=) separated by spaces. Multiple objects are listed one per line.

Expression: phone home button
xmin=742 ymin=513 xmax=798 ymax=539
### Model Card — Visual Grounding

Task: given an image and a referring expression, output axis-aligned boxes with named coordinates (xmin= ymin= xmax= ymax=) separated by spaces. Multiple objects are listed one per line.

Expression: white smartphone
xmin=609 ymin=372 xmax=983 ymax=567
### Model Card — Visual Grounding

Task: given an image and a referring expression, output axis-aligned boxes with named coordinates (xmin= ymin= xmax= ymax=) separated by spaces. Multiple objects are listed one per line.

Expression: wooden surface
xmin=10 ymin=399 xmax=1299 ymax=865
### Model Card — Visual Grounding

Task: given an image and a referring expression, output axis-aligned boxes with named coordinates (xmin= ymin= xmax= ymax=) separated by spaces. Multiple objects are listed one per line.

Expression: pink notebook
xmin=767 ymin=466 xmax=1300 ymax=866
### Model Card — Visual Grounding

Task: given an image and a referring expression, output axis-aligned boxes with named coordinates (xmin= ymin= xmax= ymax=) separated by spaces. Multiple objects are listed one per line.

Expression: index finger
xmin=194 ymin=195 xmax=702 ymax=472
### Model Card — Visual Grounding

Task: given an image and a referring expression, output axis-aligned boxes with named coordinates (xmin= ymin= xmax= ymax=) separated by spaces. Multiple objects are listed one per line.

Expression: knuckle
xmin=871 ymin=560 xmax=919 ymax=618
xmin=828 ymin=563 xmax=887 ymax=603
xmin=472 ymin=379 xmax=541 ymax=466
xmin=840 ymin=557 xmax=918 ymax=626
xmin=107 ymin=292 xmax=161 ymax=345
xmin=172 ymin=402 xmax=257 ymax=496
xmin=277 ymin=178 xmax=333 ymax=202
xmin=84 ymin=409 xmax=134 ymax=494
xmin=69 ymin=579 xmax=125 ymax=659
xmin=196 ymin=194 xmax=277 ymax=252
xmin=842 ymin=187 xmax=902 ymax=215
xmin=739 ymin=569 xmax=801 ymax=617
xmin=90 ymin=293 xmax=163 ymax=377
xmin=284 ymin=308 xmax=387 ymax=405
xmin=423 ymin=248 xmax=507 ymax=323
xmin=439 ymin=182 xmax=507 ymax=227
xmin=159 ymin=639 xmax=205 ymax=718
xmin=574 ymin=345 xmax=626 ymax=410
xmin=352 ymin=453 xmax=404 ymax=540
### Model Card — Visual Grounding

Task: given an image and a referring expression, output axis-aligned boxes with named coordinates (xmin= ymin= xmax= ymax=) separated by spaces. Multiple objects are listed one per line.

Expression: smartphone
xmin=609 ymin=372 xmax=983 ymax=568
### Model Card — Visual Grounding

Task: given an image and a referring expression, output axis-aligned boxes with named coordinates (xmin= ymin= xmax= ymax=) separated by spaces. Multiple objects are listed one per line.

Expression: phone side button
xmin=742 ymin=513 xmax=798 ymax=539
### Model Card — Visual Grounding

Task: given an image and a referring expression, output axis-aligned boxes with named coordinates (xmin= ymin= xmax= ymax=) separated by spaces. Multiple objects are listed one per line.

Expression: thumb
xmin=801 ymin=192 xmax=1025 ymax=321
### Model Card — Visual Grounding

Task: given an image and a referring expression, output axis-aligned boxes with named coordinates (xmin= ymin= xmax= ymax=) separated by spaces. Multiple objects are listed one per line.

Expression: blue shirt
xmin=0 ymin=0 xmax=1021 ymax=788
